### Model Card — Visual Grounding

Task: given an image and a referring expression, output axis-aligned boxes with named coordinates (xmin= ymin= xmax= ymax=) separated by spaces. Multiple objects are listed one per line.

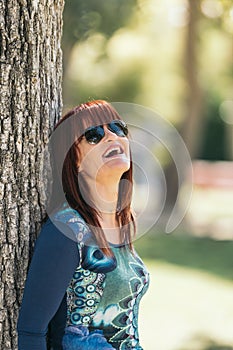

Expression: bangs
xmin=72 ymin=100 xmax=122 ymax=139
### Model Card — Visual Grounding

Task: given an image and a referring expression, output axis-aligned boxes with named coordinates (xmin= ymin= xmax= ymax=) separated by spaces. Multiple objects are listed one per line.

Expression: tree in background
xmin=0 ymin=1 xmax=64 ymax=348
xmin=181 ymin=0 xmax=204 ymax=158
xmin=182 ymin=0 xmax=232 ymax=160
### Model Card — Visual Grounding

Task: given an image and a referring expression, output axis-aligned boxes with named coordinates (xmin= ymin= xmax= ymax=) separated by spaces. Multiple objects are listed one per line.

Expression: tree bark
xmin=0 ymin=0 xmax=64 ymax=348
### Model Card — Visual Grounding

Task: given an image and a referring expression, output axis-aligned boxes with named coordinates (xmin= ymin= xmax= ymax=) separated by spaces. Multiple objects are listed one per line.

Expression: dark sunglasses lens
xmin=85 ymin=126 xmax=104 ymax=144
xmin=108 ymin=121 xmax=128 ymax=137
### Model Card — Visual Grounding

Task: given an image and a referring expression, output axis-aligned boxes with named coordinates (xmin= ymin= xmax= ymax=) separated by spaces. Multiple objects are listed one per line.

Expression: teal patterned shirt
xmin=17 ymin=203 xmax=149 ymax=350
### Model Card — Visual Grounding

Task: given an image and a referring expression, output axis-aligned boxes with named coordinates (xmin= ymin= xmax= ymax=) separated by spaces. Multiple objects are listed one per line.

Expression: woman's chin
xmin=100 ymin=157 xmax=130 ymax=176
xmin=107 ymin=157 xmax=130 ymax=169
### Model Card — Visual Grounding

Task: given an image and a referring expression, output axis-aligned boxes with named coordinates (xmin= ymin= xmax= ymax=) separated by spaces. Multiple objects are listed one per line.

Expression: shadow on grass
xmin=202 ymin=345 xmax=233 ymax=350
xmin=178 ymin=335 xmax=233 ymax=350
xmin=134 ymin=229 xmax=233 ymax=281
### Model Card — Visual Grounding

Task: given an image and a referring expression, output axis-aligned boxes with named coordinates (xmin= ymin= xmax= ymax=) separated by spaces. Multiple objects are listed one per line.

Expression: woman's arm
xmin=17 ymin=219 xmax=80 ymax=350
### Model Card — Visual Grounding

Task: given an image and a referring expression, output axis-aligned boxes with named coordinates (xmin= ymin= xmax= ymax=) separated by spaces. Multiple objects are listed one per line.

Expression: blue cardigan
xmin=17 ymin=219 xmax=79 ymax=349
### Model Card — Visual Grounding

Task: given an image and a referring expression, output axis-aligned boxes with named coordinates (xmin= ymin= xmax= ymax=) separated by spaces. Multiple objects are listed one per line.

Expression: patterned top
xmin=17 ymin=202 xmax=149 ymax=350
xmin=53 ymin=203 xmax=150 ymax=350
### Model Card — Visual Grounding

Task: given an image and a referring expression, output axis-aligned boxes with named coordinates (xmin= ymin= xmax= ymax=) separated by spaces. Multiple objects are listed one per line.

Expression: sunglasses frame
xmin=82 ymin=120 xmax=128 ymax=145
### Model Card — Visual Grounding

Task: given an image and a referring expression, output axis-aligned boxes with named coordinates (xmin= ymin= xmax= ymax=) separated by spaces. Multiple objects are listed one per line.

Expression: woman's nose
xmin=103 ymin=124 xmax=118 ymax=141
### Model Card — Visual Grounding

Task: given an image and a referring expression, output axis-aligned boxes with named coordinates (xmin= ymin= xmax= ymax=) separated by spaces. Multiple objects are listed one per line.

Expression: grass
xmin=134 ymin=230 xmax=233 ymax=350
xmin=134 ymin=229 xmax=233 ymax=281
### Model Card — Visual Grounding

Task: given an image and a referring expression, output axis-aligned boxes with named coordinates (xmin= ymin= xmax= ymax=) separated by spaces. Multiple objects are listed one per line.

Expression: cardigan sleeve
xmin=17 ymin=219 xmax=80 ymax=350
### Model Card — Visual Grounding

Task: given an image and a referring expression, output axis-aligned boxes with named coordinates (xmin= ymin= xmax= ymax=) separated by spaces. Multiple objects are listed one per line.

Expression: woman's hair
xmin=48 ymin=100 xmax=135 ymax=255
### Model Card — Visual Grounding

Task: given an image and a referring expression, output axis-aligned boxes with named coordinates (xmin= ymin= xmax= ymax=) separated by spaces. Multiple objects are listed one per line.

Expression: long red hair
xmin=48 ymin=100 xmax=135 ymax=255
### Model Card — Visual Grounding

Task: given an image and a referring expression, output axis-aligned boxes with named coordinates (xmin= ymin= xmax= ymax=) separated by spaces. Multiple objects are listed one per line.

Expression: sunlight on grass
xmin=186 ymin=187 xmax=233 ymax=239
xmin=139 ymin=260 xmax=233 ymax=350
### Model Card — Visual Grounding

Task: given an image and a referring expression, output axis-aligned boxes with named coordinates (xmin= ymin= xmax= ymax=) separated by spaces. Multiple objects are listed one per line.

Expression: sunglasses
xmin=82 ymin=120 xmax=128 ymax=145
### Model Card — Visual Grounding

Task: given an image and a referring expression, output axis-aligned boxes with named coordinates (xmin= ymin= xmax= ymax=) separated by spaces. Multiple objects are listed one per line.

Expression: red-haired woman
xmin=17 ymin=100 xmax=150 ymax=350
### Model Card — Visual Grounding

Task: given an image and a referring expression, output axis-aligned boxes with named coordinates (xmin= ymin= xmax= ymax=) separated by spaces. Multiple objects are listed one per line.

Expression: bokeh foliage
xmin=62 ymin=0 xmax=233 ymax=161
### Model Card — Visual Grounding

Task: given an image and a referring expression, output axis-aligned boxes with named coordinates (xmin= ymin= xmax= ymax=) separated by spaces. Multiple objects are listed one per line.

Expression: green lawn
xmin=135 ymin=230 xmax=233 ymax=280
xmin=135 ymin=231 xmax=233 ymax=350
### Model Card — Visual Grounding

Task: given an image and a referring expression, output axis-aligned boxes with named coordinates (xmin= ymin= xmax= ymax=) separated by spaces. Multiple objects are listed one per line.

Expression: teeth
xmin=104 ymin=147 xmax=122 ymax=158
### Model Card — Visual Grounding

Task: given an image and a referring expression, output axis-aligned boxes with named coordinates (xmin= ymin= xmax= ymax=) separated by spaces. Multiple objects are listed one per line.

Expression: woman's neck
xmin=86 ymin=176 xmax=120 ymax=218
xmin=98 ymin=212 xmax=121 ymax=244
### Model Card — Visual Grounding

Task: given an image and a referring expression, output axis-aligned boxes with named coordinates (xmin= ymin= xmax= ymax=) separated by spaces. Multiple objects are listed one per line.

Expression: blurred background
xmin=61 ymin=1 xmax=233 ymax=349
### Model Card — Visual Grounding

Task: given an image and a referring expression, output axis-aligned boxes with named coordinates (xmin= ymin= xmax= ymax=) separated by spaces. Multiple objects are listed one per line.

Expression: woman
xmin=17 ymin=100 xmax=150 ymax=350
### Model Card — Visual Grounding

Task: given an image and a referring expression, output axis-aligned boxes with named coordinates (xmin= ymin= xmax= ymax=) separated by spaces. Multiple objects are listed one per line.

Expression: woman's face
xmin=76 ymin=122 xmax=130 ymax=183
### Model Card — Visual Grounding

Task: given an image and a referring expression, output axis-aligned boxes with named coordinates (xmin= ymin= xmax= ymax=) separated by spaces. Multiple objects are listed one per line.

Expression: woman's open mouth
xmin=103 ymin=145 xmax=124 ymax=158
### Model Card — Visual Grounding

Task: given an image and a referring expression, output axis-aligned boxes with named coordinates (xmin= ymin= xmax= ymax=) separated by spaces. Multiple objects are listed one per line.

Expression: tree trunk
xmin=163 ymin=0 xmax=204 ymax=216
xmin=181 ymin=0 xmax=204 ymax=158
xmin=0 ymin=0 xmax=64 ymax=348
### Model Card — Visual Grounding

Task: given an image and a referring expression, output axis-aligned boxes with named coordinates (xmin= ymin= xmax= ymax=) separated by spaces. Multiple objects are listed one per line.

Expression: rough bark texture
xmin=0 ymin=0 xmax=64 ymax=348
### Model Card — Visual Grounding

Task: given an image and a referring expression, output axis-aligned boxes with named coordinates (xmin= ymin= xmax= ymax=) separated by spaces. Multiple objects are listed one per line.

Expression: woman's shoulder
xmin=38 ymin=216 xmax=77 ymax=246
xmin=42 ymin=203 xmax=91 ymax=246
xmin=50 ymin=203 xmax=91 ymax=242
